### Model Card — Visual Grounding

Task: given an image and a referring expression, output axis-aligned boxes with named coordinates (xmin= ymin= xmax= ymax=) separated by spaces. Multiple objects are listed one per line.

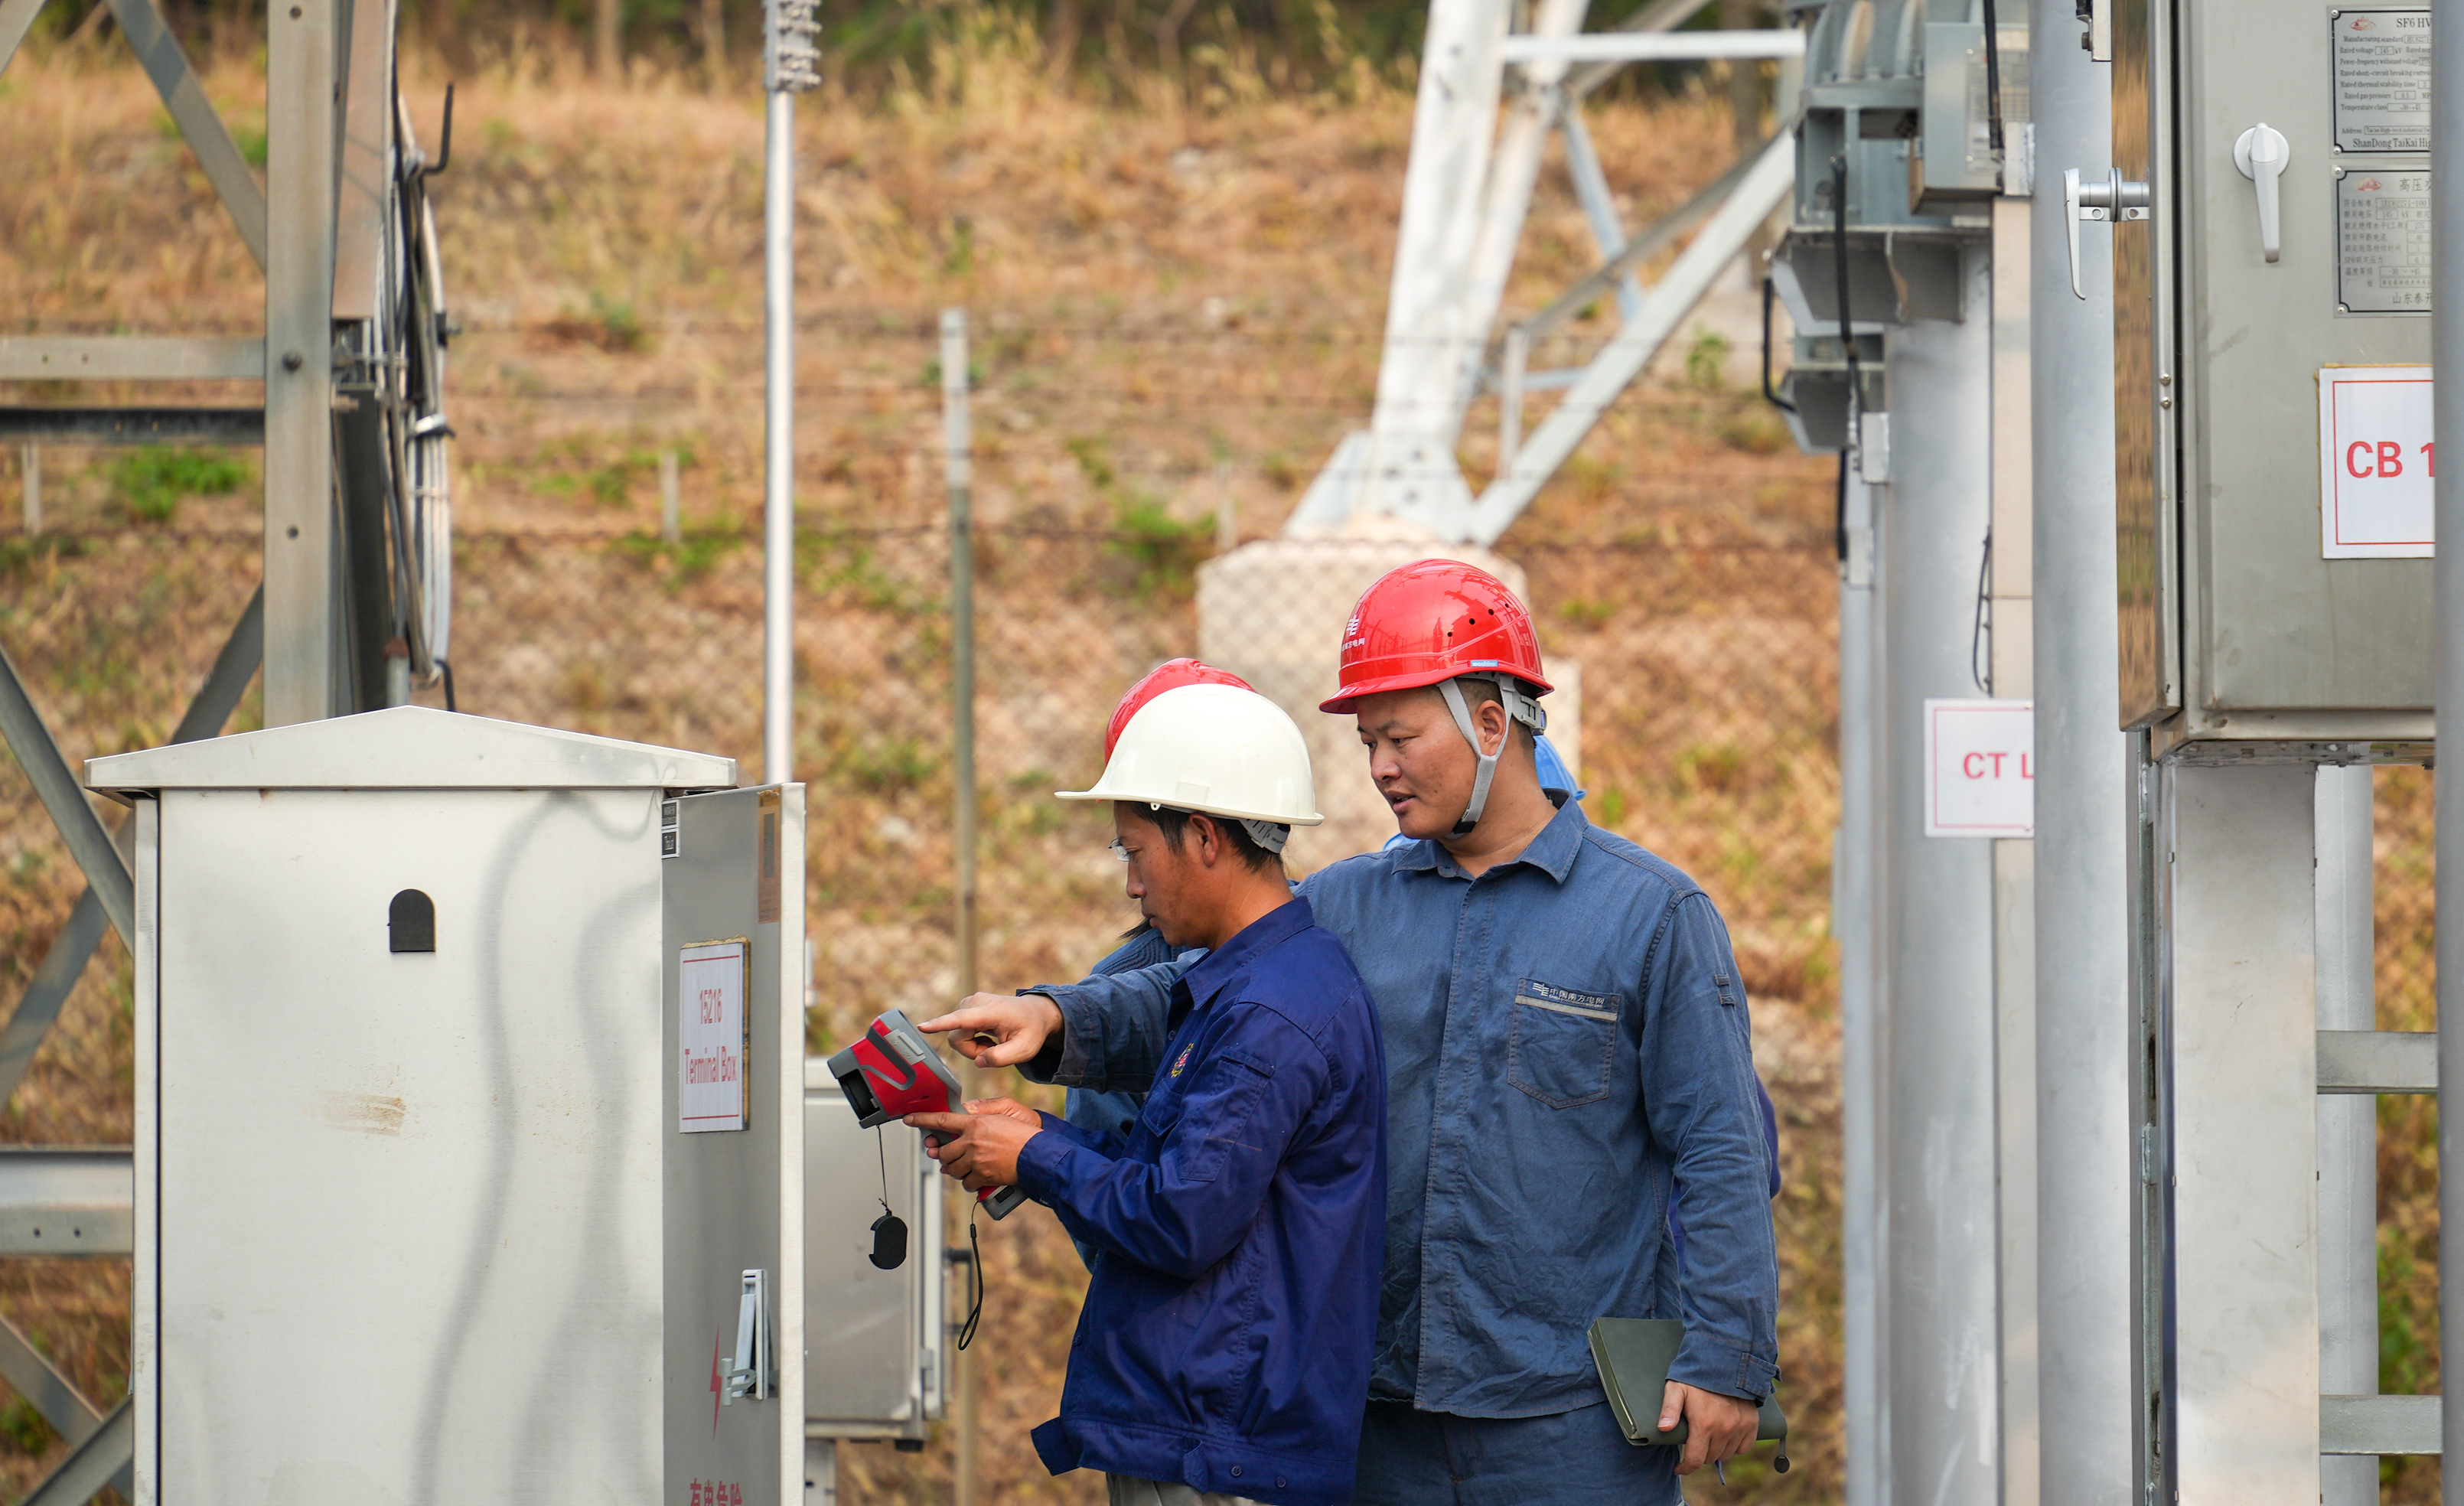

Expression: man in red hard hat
xmin=931 ymin=561 xmax=1780 ymax=1504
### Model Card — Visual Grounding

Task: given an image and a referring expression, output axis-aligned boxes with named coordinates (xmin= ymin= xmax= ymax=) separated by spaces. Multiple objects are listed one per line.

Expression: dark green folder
xmin=1588 ymin=1318 xmax=1790 ymax=1469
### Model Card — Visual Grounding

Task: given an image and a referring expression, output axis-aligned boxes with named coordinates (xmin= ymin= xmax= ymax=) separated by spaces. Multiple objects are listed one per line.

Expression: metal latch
xmin=2065 ymin=168 xmax=2153 ymax=298
xmin=724 ymin=1268 xmax=774 ymax=1403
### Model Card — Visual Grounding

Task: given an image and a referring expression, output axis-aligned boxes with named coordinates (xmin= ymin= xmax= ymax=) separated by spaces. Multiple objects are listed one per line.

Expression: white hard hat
xmin=1057 ymin=683 xmax=1325 ymax=840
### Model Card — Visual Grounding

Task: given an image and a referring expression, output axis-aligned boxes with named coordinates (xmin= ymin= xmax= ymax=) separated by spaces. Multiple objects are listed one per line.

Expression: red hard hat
xmin=1106 ymin=658 xmax=1255 ymax=759
xmin=1320 ymin=559 xmax=1553 ymax=714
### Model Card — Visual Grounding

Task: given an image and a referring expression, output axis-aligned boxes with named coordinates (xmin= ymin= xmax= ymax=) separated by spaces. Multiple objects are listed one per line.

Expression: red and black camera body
xmin=826 ymin=1009 xmax=1027 ymax=1219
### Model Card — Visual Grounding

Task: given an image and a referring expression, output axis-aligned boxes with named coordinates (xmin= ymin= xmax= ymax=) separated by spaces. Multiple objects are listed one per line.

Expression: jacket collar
xmin=1391 ymin=790 xmax=1583 ymax=883
xmin=1178 ymin=895 xmax=1316 ymax=1010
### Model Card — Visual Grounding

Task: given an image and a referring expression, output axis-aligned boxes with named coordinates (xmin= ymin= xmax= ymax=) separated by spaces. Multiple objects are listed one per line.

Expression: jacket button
xmin=1230 ymin=1467 xmax=1242 ymax=1478
xmin=1276 ymin=1478 xmax=1287 ymax=1489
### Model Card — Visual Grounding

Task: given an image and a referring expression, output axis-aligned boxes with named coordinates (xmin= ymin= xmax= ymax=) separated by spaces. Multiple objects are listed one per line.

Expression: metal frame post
xmin=762 ymin=87 xmax=795 ymax=786
xmin=2027 ymin=5 xmax=2136 ymax=1501
xmin=1835 ymin=461 xmax=1885 ymax=1506
xmin=941 ymin=307 xmax=981 ymax=1506
xmin=944 ymin=309 xmax=979 ymax=1029
xmin=2315 ymin=764 xmax=2377 ymax=1506
xmin=2166 ymin=762 xmax=2321 ymax=1501
xmin=2435 ymin=11 xmax=2464 ymax=1501
xmin=263 ymin=0 xmax=338 ymax=726
xmin=1990 ymin=193 xmax=2039 ymax=1506
xmin=1880 ymin=242 xmax=2000 ymax=1504
xmin=2435 ymin=2 xmax=2464 ymax=1490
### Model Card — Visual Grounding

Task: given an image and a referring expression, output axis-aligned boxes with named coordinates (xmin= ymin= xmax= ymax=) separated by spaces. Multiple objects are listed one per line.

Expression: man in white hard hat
xmin=925 ymin=562 xmax=1779 ymax=1504
xmin=908 ymin=683 xmax=1388 ymax=1506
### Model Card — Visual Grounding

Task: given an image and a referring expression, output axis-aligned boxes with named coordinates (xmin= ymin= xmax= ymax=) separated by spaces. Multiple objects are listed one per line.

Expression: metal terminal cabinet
xmin=803 ymin=1065 xmax=947 ymax=1447
xmin=2107 ymin=5 xmax=2443 ymax=1502
xmin=87 ymin=706 xmax=804 ymax=1505
xmin=2120 ymin=0 xmax=2434 ymax=747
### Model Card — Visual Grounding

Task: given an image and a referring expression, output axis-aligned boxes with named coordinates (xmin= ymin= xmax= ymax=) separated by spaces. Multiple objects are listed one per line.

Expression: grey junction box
xmin=2116 ymin=0 xmax=2435 ymax=748
xmin=803 ymin=1064 xmax=948 ymax=1447
xmin=86 ymin=706 xmax=805 ymax=1505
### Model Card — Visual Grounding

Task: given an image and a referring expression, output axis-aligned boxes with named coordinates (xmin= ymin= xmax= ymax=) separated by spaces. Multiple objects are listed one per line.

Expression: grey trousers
xmin=1105 ymin=1475 xmax=1263 ymax=1506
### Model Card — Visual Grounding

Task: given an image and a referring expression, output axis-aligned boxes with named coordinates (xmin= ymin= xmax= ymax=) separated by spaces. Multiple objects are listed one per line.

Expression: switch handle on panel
xmin=724 ymin=1268 xmax=774 ymax=1404
xmin=2068 ymin=167 xmax=2153 ymax=299
xmin=2233 ymin=124 xmax=2291 ymax=264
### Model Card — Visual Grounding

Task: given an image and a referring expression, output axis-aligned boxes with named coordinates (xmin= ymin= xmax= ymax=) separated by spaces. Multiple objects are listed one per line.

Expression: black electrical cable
xmin=1980 ymin=0 xmax=2006 ymax=155
xmin=1831 ymin=155 xmax=1859 ymax=564
xmin=1970 ymin=527 xmax=1995 ymax=694
xmin=438 ymin=658 xmax=456 ymax=712
xmin=956 ymin=1213 xmax=984 ymax=1350
xmin=1761 ymin=277 xmax=1797 ymax=415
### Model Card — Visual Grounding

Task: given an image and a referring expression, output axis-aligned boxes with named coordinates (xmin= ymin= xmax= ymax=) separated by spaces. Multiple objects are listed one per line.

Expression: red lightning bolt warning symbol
xmin=710 ymin=1324 xmax=725 ymax=1434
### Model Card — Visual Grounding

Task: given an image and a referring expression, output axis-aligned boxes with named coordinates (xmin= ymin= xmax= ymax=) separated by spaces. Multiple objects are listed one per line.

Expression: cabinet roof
xmin=87 ymin=706 xmax=738 ymax=793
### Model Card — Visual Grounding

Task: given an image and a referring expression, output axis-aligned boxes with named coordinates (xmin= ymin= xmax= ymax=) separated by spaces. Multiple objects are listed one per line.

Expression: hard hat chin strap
xmin=1438 ymin=677 xmax=1507 ymax=838
xmin=1144 ymin=802 xmax=1292 ymax=856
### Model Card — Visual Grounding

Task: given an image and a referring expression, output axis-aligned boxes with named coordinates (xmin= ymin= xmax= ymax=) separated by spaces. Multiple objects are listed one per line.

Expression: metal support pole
xmin=2168 ymin=763 xmax=2320 ymax=1500
xmin=2433 ymin=0 xmax=2464 ymax=1482
xmin=2315 ymin=764 xmax=2377 ymax=1506
xmin=1989 ymin=196 xmax=2039 ymax=1506
xmin=942 ymin=306 xmax=980 ymax=1506
xmin=264 ymin=0 xmax=338 ymax=726
xmin=1881 ymin=243 xmax=2000 ymax=1505
xmin=762 ymin=90 xmax=795 ymax=787
xmin=18 ymin=445 xmax=35 ymax=533
xmin=2028 ymin=5 xmax=2136 ymax=1501
xmin=661 ymin=448 xmax=683 ymax=545
xmin=1835 ymin=461 xmax=1885 ymax=1506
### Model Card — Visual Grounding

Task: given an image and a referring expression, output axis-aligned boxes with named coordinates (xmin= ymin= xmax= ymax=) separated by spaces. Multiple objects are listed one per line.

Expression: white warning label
xmin=2316 ymin=365 xmax=2434 ymax=559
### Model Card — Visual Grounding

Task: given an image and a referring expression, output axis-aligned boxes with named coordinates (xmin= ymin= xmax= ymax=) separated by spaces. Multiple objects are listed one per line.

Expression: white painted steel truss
xmin=1285 ymin=0 xmax=1798 ymax=546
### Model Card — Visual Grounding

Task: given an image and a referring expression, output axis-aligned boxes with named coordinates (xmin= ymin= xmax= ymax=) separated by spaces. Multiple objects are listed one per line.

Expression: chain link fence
xmin=0 ymin=504 xmax=1845 ymax=1499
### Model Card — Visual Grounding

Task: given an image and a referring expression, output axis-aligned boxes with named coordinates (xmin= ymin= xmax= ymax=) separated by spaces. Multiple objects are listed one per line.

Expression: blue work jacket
xmin=1032 ymin=796 xmax=1780 ymax=1416
xmin=1064 ymin=927 xmax=1201 ymax=1272
xmin=1018 ymin=898 xmax=1387 ymax=1506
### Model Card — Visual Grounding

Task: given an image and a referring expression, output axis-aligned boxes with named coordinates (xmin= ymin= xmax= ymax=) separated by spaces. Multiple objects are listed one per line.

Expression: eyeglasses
xmin=1108 ymin=838 xmax=1130 ymax=862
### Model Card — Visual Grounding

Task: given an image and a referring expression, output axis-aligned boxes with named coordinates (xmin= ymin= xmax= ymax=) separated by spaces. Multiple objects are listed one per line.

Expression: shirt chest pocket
xmin=1506 ymin=979 xmax=1619 ymax=1109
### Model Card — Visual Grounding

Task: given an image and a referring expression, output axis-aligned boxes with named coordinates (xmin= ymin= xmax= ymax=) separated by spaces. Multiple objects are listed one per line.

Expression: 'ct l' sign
xmin=1925 ymin=699 xmax=2034 ymax=839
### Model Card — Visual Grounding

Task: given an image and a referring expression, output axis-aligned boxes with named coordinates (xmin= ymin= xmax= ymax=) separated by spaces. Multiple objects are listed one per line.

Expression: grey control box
xmin=2116 ymin=0 xmax=2433 ymax=748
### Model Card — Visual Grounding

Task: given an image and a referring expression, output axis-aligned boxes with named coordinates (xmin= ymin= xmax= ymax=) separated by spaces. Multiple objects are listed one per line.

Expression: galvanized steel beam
xmin=0 ymin=337 xmax=266 ymax=383
xmin=19 ymin=1396 xmax=130 ymax=1506
xmin=2433 ymin=0 xmax=2464 ymax=1488
xmin=0 ymin=590 xmax=262 ymax=1110
xmin=1501 ymin=28 xmax=1804 ymax=63
xmin=1465 ymin=132 xmax=1794 ymax=541
xmin=0 ymin=408 xmax=265 ymax=446
xmin=104 ymin=0 xmax=269 ymax=269
xmin=262 ymin=0 xmax=339 ymax=726
xmin=0 ymin=1149 xmax=132 ymax=1257
xmin=2027 ymin=6 xmax=2138 ymax=1501
xmin=2322 ymin=1395 xmax=2442 ymax=1456
xmin=0 ymin=645 xmax=132 ymax=944
xmin=0 ymin=1312 xmax=106 ymax=1444
xmin=2317 ymin=1031 xmax=2437 ymax=1094
xmin=0 ymin=0 xmax=48 ymax=80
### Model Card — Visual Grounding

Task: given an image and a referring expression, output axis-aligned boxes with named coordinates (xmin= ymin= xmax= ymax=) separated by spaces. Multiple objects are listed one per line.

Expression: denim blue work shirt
xmin=1018 ymin=897 xmax=1388 ymax=1506
xmin=1029 ymin=796 xmax=1780 ymax=1416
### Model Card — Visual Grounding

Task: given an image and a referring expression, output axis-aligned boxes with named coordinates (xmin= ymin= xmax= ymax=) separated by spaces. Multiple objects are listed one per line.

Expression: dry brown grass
xmin=0 ymin=21 xmax=1848 ymax=1503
